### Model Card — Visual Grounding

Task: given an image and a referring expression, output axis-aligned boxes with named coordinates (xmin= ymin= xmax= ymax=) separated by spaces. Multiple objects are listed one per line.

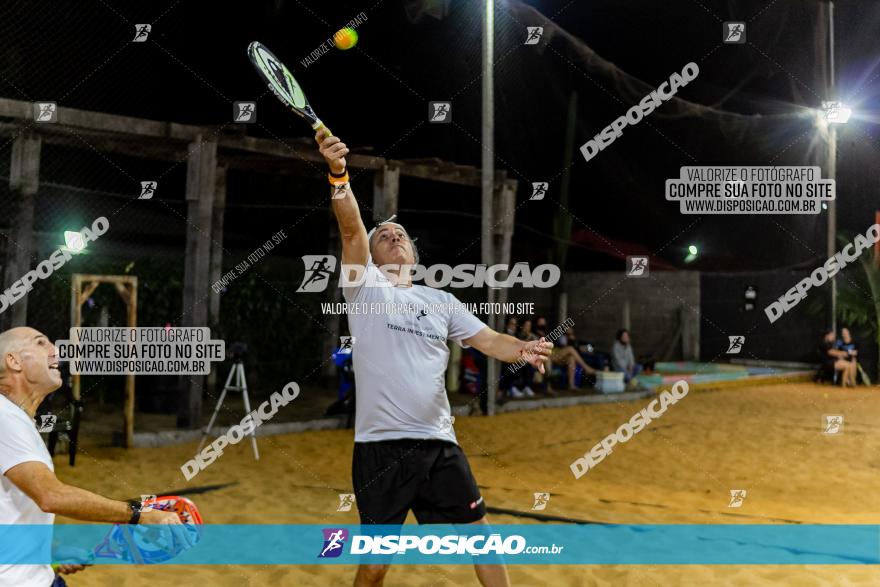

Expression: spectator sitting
xmin=534 ymin=316 xmax=548 ymax=339
xmin=497 ymin=316 xmax=520 ymax=402
xmin=556 ymin=327 xmax=574 ymax=348
xmin=519 ymin=318 xmax=537 ymax=342
xmin=836 ymin=327 xmax=860 ymax=387
xmin=525 ymin=317 xmax=561 ymax=396
xmin=460 ymin=347 xmax=483 ymax=396
xmin=816 ymin=330 xmax=834 ymax=382
xmin=533 ymin=319 xmax=596 ymax=392
xmin=549 ymin=345 xmax=596 ymax=391
xmin=523 ymin=316 xmax=596 ymax=395
xmin=558 ymin=327 xmax=583 ymax=354
xmin=817 ymin=329 xmax=848 ymax=384
xmin=504 ymin=316 xmax=518 ymax=337
xmin=510 ymin=319 xmax=537 ymax=398
xmin=561 ymin=327 xmax=610 ymax=372
xmin=611 ymin=329 xmax=643 ymax=384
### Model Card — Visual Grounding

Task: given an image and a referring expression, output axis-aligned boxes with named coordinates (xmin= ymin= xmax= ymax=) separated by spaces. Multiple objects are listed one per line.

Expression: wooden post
xmin=372 ymin=164 xmax=400 ymax=222
xmin=70 ymin=275 xmax=137 ymax=446
xmin=126 ymin=280 xmax=137 ymax=447
xmin=208 ymin=166 xmax=227 ymax=327
xmin=207 ymin=166 xmax=227 ymax=397
xmin=557 ymin=293 xmax=568 ymax=326
xmin=3 ymin=134 xmax=41 ymax=329
xmin=492 ymin=177 xmax=516 ymax=320
xmin=70 ymin=278 xmax=100 ymax=403
xmin=70 ymin=275 xmax=82 ymax=402
xmin=179 ymin=138 xmax=217 ymax=429
xmin=494 ymin=179 xmax=516 ymax=265
xmin=114 ymin=279 xmax=138 ymax=448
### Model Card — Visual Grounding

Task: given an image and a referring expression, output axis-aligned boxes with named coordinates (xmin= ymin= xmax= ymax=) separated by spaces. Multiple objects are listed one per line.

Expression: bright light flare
xmin=64 ymin=230 xmax=86 ymax=253
xmin=821 ymin=101 xmax=852 ymax=124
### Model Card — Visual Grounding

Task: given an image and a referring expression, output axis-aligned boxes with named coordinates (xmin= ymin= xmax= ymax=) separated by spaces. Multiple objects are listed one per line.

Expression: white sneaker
xmin=523 ymin=386 xmax=535 ymax=397
xmin=509 ymin=386 xmax=525 ymax=398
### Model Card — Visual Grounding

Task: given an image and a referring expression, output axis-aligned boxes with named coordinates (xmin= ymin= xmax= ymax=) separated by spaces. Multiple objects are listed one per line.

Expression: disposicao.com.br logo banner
xmin=8 ymin=524 xmax=880 ymax=565
xmin=317 ymin=526 xmax=562 ymax=563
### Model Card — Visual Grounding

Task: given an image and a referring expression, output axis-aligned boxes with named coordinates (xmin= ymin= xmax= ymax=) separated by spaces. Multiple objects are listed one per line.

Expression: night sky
xmin=2 ymin=0 xmax=879 ymax=272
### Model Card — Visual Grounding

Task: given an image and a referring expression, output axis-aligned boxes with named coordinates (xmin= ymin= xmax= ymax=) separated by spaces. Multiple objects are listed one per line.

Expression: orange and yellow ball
xmin=334 ymin=27 xmax=358 ymax=50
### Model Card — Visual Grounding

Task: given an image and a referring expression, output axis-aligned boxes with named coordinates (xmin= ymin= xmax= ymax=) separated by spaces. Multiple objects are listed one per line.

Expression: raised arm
xmin=316 ymin=130 xmax=369 ymax=267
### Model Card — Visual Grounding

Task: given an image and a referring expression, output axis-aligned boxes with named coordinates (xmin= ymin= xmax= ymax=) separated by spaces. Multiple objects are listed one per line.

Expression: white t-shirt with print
xmin=343 ymin=264 xmax=486 ymax=443
xmin=0 ymin=394 xmax=55 ymax=587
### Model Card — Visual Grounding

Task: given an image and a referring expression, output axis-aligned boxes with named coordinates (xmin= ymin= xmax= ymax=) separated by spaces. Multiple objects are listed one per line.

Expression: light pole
xmin=482 ymin=0 xmax=497 ymax=415
xmin=828 ymin=119 xmax=837 ymax=333
xmin=822 ymin=0 xmax=838 ymax=332
xmin=820 ymin=0 xmax=853 ymax=333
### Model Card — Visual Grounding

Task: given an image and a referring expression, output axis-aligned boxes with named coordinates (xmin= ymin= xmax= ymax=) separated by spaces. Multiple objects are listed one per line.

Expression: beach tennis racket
xmin=53 ymin=496 xmax=203 ymax=566
xmin=247 ymin=41 xmax=331 ymax=135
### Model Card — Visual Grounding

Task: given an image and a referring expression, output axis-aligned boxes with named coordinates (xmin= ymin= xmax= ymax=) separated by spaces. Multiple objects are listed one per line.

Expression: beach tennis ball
xmin=334 ymin=27 xmax=358 ymax=50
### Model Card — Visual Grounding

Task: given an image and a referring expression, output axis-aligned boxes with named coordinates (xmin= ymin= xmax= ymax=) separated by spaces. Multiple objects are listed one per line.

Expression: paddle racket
xmin=247 ymin=41 xmax=331 ymax=136
xmin=52 ymin=496 xmax=203 ymax=566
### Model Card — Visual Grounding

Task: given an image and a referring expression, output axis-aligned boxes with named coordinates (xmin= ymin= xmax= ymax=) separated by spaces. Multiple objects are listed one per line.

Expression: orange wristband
xmin=328 ymin=171 xmax=349 ymax=185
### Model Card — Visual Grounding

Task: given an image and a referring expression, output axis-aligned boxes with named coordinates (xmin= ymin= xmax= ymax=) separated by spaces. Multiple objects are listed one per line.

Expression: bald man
xmin=0 ymin=327 xmax=184 ymax=587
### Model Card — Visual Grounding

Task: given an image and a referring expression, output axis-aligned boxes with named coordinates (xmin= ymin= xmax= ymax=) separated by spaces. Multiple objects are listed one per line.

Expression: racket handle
xmin=313 ymin=120 xmax=333 ymax=138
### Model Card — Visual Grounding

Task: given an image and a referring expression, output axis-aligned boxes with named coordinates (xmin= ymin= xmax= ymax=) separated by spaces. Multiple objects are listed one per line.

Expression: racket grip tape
xmin=313 ymin=120 xmax=333 ymax=137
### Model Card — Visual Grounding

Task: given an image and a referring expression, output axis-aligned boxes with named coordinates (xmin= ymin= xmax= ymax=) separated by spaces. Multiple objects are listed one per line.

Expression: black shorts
xmin=352 ymin=439 xmax=487 ymax=525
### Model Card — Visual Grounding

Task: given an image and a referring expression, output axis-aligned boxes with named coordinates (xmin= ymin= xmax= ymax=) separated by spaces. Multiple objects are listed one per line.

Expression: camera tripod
xmin=198 ymin=356 xmax=260 ymax=460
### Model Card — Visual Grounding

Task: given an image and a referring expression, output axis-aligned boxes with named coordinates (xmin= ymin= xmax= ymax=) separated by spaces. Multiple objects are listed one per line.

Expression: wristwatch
xmin=127 ymin=499 xmax=144 ymax=525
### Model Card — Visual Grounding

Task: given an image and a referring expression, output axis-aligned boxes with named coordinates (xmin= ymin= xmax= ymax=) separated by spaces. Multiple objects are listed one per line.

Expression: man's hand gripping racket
xmin=317 ymin=131 xmax=349 ymax=175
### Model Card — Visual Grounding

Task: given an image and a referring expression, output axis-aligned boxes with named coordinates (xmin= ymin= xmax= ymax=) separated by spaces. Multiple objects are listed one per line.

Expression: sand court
xmin=56 ymin=382 xmax=880 ymax=585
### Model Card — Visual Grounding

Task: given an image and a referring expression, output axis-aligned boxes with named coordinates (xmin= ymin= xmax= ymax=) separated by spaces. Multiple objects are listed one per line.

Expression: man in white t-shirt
xmin=0 ymin=327 xmax=187 ymax=587
xmin=317 ymin=132 xmax=552 ymax=587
